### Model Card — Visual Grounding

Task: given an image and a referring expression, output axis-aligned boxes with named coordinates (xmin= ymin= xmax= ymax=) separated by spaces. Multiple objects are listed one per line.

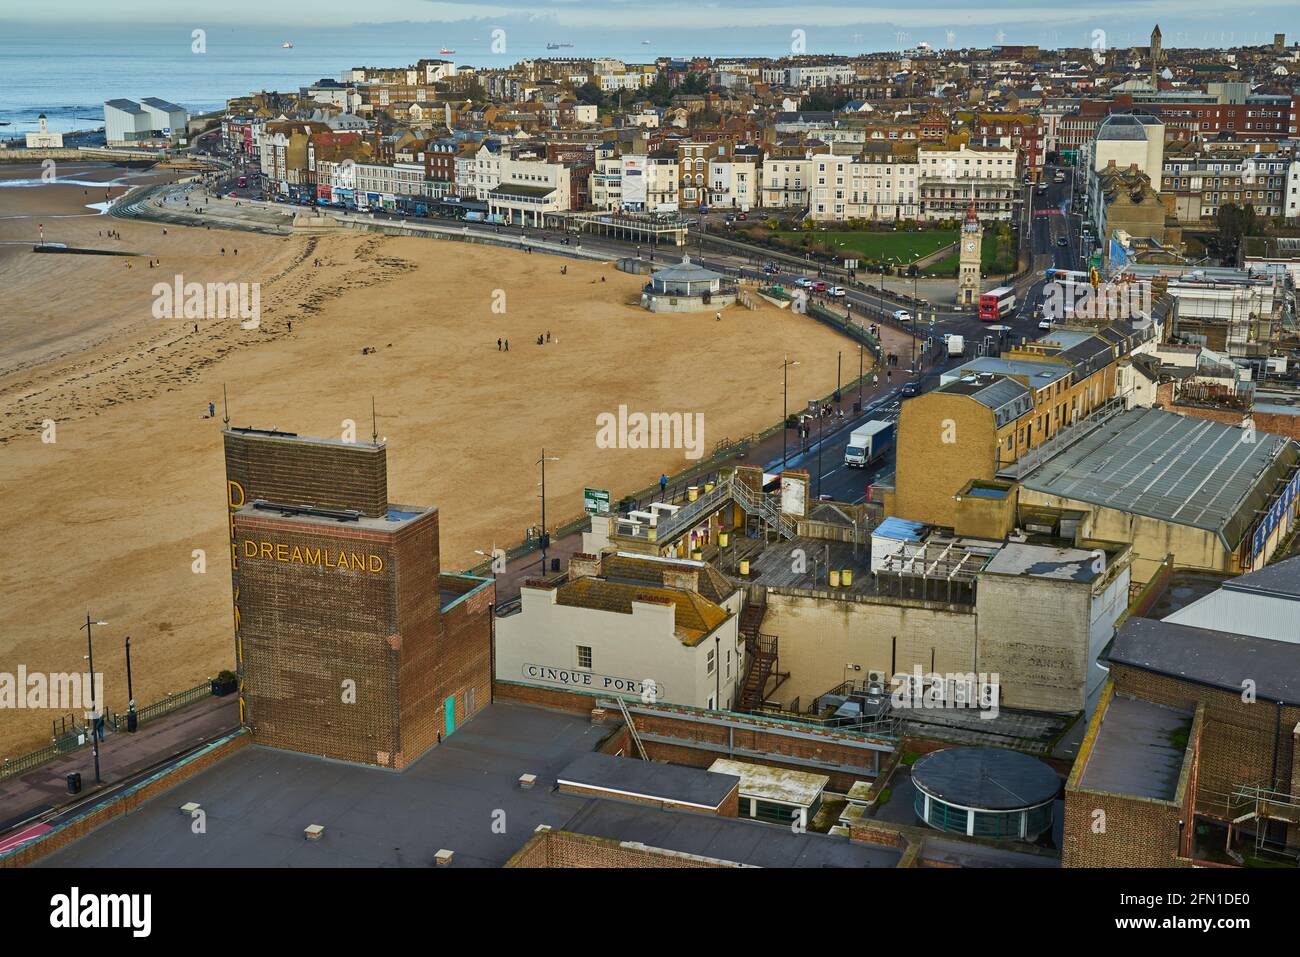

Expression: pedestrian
xmin=194 ymin=323 xmax=198 ymax=333
xmin=546 ymin=331 xmax=551 ymax=343
xmin=288 ymin=321 xmax=292 ymax=332
xmin=504 ymin=338 xmax=509 ymax=351
xmin=659 ymin=473 xmax=668 ymax=497
xmin=208 ymin=401 xmax=215 ymax=418
xmin=221 ymin=247 xmax=225 ymax=255
xmin=497 ymin=337 xmax=502 ymax=351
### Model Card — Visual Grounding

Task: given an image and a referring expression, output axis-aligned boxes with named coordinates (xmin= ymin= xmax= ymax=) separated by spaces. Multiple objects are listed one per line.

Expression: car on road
xmin=827 ymin=285 xmax=846 ymax=297
xmin=227 ymin=191 xmax=238 ymax=197
xmin=737 ymin=212 xmax=748 ymax=221
xmin=1056 ymin=237 xmax=1068 ymax=247
xmin=900 ymin=381 xmax=920 ymax=398
xmin=1038 ymin=319 xmax=1052 ymax=331
xmin=1036 ymin=183 xmax=1048 ymax=194
xmin=762 ymin=263 xmax=779 ymax=276
xmin=811 ymin=280 xmax=828 ymax=292
xmin=893 ymin=309 xmax=912 ymax=323
xmin=794 ymin=277 xmax=813 ymax=288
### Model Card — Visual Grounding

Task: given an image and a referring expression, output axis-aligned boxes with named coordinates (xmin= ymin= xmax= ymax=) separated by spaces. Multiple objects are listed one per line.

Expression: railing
xmin=0 ymin=680 xmax=218 ymax=782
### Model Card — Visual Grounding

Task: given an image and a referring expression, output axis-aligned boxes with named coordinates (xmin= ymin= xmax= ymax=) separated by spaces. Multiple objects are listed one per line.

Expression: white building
xmin=495 ymin=552 xmax=744 ymax=711
xmin=708 ymin=150 xmax=760 ymax=210
xmin=590 ymin=143 xmax=623 ymax=210
xmin=917 ymin=142 xmax=1020 ymax=221
xmin=25 ymin=114 xmax=63 ymax=148
xmin=104 ymin=97 xmax=188 ymax=146
xmin=807 ymin=149 xmax=920 ymax=221
xmin=760 ymin=154 xmax=813 ymax=209
xmin=488 ymin=156 xmax=571 ymax=225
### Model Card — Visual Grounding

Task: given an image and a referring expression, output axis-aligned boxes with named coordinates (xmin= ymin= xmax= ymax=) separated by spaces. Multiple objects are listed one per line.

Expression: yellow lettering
xmin=227 ymin=480 xmax=245 ymax=510
xmin=369 ymin=555 xmax=383 ymax=573
xmin=259 ymin=542 xmax=273 ymax=560
xmin=243 ymin=540 xmax=257 ymax=559
xmin=275 ymin=543 xmax=288 ymax=562
xmin=305 ymin=547 xmax=321 ymax=566
xmin=290 ymin=545 xmax=302 ymax=563
xmin=350 ymin=552 xmax=364 ymax=570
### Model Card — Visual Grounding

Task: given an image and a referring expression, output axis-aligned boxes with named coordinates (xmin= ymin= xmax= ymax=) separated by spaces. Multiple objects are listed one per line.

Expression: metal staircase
xmin=647 ymin=474 xmax=796 ymax=544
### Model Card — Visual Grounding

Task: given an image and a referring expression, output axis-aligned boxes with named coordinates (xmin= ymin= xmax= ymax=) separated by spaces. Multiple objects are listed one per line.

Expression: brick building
xmin=223 ymin=428 xmax=492 ymax=768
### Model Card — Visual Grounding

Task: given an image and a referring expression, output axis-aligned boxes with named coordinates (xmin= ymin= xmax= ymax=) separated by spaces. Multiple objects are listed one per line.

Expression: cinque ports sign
xmin=522 ymin=664 xmax=661 ymax=696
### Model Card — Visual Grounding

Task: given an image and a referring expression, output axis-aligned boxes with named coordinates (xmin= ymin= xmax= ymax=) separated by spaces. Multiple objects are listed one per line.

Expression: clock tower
xmin=956 ymin=201 xmax=982 ymax=307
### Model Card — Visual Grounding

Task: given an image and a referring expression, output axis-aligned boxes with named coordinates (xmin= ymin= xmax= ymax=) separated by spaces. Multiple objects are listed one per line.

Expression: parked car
xmin=737 ymin=211 xmax=748 ymax=220
xmin=1038 ymin=319 xmax=1052 ymax=331
xmin=794 ymin=277 xmax=814 ymax=288
xmin=812 ymin=280 xmax=828 ymax=292
xmin=827 ymin=285 xmax=846 ymax=297
xmin=893 ymin=309 xmax=913 ymax=323
xmin=762 ymin=263 xmax=779 ymax=276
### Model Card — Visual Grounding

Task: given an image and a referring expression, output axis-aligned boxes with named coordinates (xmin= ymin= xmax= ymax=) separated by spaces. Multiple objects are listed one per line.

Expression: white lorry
xmin=844 ymin=420 xmax=895 ymax=468
xmin=946 ymin=334 xmax=965 ymax=357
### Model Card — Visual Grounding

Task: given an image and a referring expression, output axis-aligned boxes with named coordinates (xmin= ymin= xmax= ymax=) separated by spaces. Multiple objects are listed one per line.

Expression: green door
xmin=444 ymin=695 xmax=455 ymax=737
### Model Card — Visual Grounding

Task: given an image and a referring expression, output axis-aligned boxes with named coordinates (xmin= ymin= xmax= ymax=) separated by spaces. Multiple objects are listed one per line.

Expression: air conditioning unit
xmin=867 ymin=669 xmax=888 ymax=687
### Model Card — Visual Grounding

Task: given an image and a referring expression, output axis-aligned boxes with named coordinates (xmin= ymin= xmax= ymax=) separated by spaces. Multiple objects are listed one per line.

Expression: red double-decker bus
xmin=979 ymin=286 xmax=1016 ymax=321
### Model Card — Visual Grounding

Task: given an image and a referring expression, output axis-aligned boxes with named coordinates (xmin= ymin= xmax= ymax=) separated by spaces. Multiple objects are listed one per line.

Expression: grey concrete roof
xmin=557 ymin=752 xmax=739 ymax=809
xmin=1020 ymin=408 xmax=1298 ymax=548
xmin=980 ymin=542 xmax=1101 ymax=583
xmin=912 ymin=747 xmax=1060 ymax=810
xmin=1109 ymin=618 xmax=1300 ymax=706
xmin=1222 ymin=555 xmax=1300 ymax=600
xmin=1078 ymin=695 xmax=1190 ymax=800
xmin=105 ymin=99 xmax=145 ymax=114
xmin=651 ymin=255 xmax=723 ymax=283
xmin=36 ymin=704 xmax=902 ymax=869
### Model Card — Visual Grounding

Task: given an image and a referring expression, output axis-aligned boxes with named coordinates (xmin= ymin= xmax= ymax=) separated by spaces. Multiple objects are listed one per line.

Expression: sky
xmin=5 ymin=0 xmax=1300 ymax=52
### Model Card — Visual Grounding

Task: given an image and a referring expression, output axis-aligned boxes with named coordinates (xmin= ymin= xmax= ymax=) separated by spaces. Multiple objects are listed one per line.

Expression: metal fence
xmin=0 ymin=680 xmax=217 ymax=782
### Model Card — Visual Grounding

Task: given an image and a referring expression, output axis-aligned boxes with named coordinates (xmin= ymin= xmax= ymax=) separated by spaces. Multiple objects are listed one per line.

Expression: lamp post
xmin=124 ymin=634 xmax=137 ymax=732
xmin=780 ymin=356 xmax=799 ymax=469
xmin=536 ymin=450 xmax=559 ymax=575
xmin=80 ymin=614 xmax=107 ymax=784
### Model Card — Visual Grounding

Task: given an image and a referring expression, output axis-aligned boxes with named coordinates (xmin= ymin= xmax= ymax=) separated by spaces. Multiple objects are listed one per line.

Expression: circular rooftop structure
xmin=911 ymin=747 xmax=1060 ymax=841
xmin=650 ymin=254 xmax=723 ymax=295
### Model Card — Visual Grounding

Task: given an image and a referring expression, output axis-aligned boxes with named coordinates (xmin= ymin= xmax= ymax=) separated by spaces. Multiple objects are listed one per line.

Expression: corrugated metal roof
xmin=1021 ymin=408 xmax=1298 ymax=548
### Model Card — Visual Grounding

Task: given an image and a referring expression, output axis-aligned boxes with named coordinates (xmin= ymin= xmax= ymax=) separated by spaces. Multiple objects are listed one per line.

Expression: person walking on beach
xmin=497 ymin=337 xmax=502 ymax=351
xmin=208 ymin=402 xmax=215 ymax=418
xmin=504 ymin=338 xmax=509 ymax=351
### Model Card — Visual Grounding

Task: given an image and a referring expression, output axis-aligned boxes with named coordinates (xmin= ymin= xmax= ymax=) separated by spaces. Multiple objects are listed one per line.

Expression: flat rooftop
xmin=981 ymin=542 xmax=1102 ymax=583
xmin=558 ymin=752 xmax=739 ymax=810
xmin=236 ymin=500 xmax=433 ymax=532
xmin=35 ymin=704 xmax=897 ymax=869
xmin=1078 ymin=695 xmax=1190 ymax=801
xmin=1109 ymin=618 xmax=1300 ymax=707
xmin=708 ymin=759 xmax=828 ymax=808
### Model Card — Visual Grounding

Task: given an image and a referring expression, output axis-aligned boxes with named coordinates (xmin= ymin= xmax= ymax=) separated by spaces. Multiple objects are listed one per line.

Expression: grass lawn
xmin=772 ymin=228 xmax=956 ymax=263
xmin=920 ymin=232 xmax=1007 ymax=277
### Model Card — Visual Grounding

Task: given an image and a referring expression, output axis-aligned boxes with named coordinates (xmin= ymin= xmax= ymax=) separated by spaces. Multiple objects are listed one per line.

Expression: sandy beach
xmin=0 ymin=164 xmax=871 ymax=755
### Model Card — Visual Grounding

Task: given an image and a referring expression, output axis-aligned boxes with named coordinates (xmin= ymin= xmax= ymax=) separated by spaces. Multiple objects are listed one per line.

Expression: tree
xmin=574 ymin=81 xmax=606 ymax=108
xmin=1215 ymin=203 xmax=1257 ymax=263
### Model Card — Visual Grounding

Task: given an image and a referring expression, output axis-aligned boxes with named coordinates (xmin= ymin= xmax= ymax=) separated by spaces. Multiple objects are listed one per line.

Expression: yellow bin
xmin=739 ymin=559 xmax=750 ymax=576
xmin=829 ymin=569 xmax=841 ymax=588
xmin=719 ymin=532 xmax=729 ymax=548
xmin=688 ymin=486 xmax=699 ymax=502
xmin=842 ymin=568 xmax=853 ymax=587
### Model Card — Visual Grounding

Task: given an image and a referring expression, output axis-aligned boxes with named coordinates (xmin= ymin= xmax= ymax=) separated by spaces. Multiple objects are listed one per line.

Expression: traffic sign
xmin=583 ymin=487 xmax=610 ymax=515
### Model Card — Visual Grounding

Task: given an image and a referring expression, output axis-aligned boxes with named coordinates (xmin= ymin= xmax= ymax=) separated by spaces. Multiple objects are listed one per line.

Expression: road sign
xmin=583 ymin=487 xmax=610 ymax=515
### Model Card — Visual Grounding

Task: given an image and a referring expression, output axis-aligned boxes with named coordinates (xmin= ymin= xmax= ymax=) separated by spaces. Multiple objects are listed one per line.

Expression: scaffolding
xmin=875 ymin=538 xmax=982 ymax=604
xmin=1225 ymin=784 xmax=1300 ymax=863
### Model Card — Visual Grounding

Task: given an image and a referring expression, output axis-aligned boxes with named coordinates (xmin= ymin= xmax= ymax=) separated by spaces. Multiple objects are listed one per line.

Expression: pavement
xmin=0 ymin=694 xmax=239 ymax=842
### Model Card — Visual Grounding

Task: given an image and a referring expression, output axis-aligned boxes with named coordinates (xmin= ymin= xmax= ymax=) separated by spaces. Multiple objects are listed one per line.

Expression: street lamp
xmin=536 ymin=450 xmax=560 ymax=575
xmin=779 ymin=356 xmax=799 ymax=469
xmin=80 ymin=614 xmax=107 ymax=784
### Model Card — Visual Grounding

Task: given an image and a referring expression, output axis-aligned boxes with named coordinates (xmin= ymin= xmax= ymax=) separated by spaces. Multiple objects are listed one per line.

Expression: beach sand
xmin=0 ymin=165 xmax=868 ymax=755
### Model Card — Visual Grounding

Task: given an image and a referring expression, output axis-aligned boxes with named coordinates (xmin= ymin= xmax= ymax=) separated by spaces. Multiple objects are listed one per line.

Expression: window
xmin=706 ymin=648 xmax=716 ymax=675
xmin=576 ymin=645 xmax=593 ymax=669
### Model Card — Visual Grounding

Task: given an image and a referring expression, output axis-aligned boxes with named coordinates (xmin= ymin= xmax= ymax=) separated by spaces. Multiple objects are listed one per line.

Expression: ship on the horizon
xmin=546 ymin=42 xmax=574 ymax=50
xmin=282 ymin=41 xmax=293 ymax=49
xmin=641 ymin=39 xmax=651 ymax=45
